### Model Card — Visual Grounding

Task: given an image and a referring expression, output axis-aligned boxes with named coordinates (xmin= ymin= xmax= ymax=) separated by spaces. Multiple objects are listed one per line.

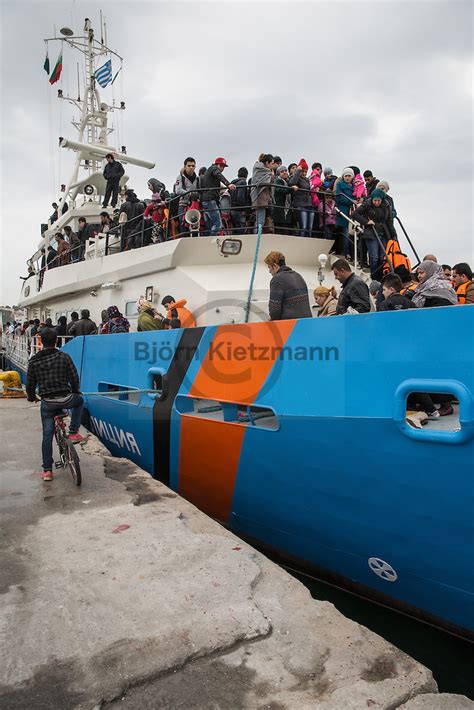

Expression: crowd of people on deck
xmin=6 ymin=295 xmax=198 ymax=344
xmin=30 ymin=154 xmax=416 ymax=286
xmin=9 ymin=250 xmax=472 ymax=346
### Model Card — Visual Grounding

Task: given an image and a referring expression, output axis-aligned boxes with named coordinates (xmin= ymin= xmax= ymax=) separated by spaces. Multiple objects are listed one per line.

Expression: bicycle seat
xmin=55 ymin=413 xmax=69 ymax=419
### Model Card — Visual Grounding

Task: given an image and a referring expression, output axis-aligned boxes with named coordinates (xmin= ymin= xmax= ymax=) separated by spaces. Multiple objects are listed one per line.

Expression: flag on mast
xmin=43 ymin=50 xmax=50 ymax=75
xmin=95 ymin=59 xmax=112 ymax=88
xmin=49 ymin=51 xmax=63 ymax=84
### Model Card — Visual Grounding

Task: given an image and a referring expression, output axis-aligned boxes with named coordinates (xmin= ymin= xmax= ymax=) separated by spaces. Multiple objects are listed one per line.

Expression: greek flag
xmin=95 ymin=59 xmax=112 ymax=88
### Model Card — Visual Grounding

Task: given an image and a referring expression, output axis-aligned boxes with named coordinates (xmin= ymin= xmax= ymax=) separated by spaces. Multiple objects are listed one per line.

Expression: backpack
xmin=383 ymin=240 xmax=411 ymax=275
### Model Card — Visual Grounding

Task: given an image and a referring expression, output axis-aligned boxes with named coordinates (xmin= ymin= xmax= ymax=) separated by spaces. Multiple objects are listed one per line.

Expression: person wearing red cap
xmin=199 ymin=158 xmax=235 ymax=236
xmin=288 ymin=159 xmax=314 ymax=237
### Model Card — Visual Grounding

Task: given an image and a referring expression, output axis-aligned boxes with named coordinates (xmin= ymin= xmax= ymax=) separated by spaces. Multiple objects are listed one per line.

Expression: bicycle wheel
xmin=66 ymin=441 xmax=82 ymax=487
xmin=54 ymin=426 xmax=67 ymax=465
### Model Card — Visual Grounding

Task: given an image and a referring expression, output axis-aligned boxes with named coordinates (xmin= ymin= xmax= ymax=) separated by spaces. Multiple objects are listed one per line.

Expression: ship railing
xmin=1 ymin=332 xmax=74 ymax=371
xmin=26 ymin=185 xmax=420 ymax=294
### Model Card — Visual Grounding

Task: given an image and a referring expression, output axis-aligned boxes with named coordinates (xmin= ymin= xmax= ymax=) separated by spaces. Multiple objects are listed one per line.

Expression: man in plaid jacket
xmin=26 ymin=327 xmax=85 ymax=481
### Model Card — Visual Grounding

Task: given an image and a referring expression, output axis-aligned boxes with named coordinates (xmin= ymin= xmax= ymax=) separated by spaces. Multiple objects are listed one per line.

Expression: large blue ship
xmin=2 ymin=16 xmax=473 ymax=642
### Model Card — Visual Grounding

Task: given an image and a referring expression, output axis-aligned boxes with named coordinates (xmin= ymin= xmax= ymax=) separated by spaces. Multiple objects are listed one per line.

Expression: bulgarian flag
xmin=49 ymin=51 xmax=63 ymax=85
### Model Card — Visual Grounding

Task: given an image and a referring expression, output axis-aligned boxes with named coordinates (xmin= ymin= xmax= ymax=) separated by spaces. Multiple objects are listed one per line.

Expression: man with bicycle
xmin=26 ymin=327 xmax=85 ymax=482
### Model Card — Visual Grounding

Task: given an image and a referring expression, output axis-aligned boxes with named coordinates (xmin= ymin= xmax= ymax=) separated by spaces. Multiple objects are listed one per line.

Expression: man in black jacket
xmin=68 ymin=309 xmax=97 ymax=336
xmin=264 ymin=251 xmax=312 ymax=321
xmin=26 ymin=327 xmax=85 ymax=481
xmin=103 ymin=153 xmax=125 ymax=208
xmin=119 ymin=189 xmax=145 ymax=249
xmin=352 ymin=189 xmax=397 ymax=281
xmin=230 ymin=167 xmax=249 ymax=234
xmin=333 ymin=258 xmax=371 ymax=314
xmin=46 ymin=245 xmax=58 ymax=269
xmin=200 ymin=157 xmax=235 ymax=235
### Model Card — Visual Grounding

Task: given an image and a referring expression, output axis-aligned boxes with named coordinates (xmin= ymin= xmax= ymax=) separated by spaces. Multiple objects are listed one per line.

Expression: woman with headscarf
xmin=99 ymin=309 xmax=109 ymax=334
xmin=313 ymin=286 xmax=338 ymax=316
xmin=412 ymin=261 xmax=458 ymax=308
xmin=335 ymin=167 xmax=355 ymax=259
xmin=137 ymin=297 xmax=165 ymax=331
xmin=376 ymin=180 xmax=397 ymax=219
xmin=107 ymin=306 xmax=130 ymax=333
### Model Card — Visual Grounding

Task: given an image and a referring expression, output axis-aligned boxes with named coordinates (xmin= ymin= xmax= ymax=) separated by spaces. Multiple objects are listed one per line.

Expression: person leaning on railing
xmin=251 ymin=154 xmax=275 ymax=233
xmin=200 ymin=158 xmax=235 ymax=236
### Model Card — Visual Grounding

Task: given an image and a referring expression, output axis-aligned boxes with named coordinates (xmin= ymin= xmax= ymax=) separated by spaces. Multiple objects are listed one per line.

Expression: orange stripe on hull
xmin=190 ymin=320 xmax=295 ymax=404
xmin=178 ymin=320 xmax=295 ymax=521
xmin=178 ymin=416 xmax=245 ymax=522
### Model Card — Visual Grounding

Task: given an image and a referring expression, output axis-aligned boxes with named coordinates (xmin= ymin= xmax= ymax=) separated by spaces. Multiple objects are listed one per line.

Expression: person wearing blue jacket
xmin=335 ymin=167 xmax=355 ymax=259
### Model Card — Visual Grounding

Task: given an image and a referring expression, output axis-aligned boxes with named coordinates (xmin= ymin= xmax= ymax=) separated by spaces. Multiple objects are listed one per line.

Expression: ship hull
xmin=5 ymin=306 xmax=474 ymax=638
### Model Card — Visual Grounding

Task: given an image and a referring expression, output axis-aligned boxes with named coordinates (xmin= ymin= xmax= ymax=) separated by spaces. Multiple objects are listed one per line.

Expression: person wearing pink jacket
xmin=350 ymin=165 xmax=367 ymax=202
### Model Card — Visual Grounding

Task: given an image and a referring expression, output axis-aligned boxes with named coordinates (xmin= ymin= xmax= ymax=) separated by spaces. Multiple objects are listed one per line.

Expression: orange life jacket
xmin=383 ymin=240 xmax=412 ymax=276
xmin=400 ymin=281 xmax=418 ymax=298
xmin=456 ymin=281 xmax=471 ymax=305
xmin=165 ymin=299 xmax=196 ymax=328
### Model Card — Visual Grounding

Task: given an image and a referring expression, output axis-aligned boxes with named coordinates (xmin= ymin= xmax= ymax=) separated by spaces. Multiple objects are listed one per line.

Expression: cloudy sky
xmin=0 ymin=0 xmax=472 ymax=305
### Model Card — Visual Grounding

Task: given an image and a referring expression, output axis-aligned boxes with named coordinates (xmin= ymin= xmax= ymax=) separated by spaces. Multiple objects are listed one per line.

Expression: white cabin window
xmin=125 ymin=301 xmax=138 ymax=318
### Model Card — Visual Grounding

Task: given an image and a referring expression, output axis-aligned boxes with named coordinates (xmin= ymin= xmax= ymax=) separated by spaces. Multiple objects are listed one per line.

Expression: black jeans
xmin=103 ymin=179 xmax=120 ymax=208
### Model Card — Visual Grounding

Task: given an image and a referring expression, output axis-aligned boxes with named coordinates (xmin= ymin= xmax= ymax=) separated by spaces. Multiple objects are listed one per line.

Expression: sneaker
xmin=438 ymin=404 xmax=454 ymax=417
xmin=427 ymin=410 xmax=440 ymax=419
xmin=42 ymin=470 xmax=53 ymax=481
xmin=68 ymin=432 xmax=86 ymax=443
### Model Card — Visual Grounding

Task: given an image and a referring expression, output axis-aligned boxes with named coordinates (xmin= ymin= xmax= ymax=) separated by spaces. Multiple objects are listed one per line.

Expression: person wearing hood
xmin=309 ymin=162 xmax=323 ymax=209
xmin=147 ymin=177 xmax=167 ymax=198
xmin=273 ymin=165 xmax=296 ymax=234
xmin=137 ymin=298 xmax=165 ymax=331
xmin=250 ymin=154 xmax=275 ymax=232
xmin=352 ymin=188 xmax=398 ymax=281
xmin=376 ymin=180 xmax=397 ymax=219
xmin=119 ymin=189 xmax=145 ymax=250
xmin=289 ymin=159 xmax=314 ymax=237
xmin=161 ymin=295 xmax=196 ymax=328
xmin=412 ymin=261 xmax=458 ymax=308
xmin=144 ymin=193 xmax=167 ymax=244
xmin=102 ymin=153 xmax=125 ymax=208
xmin=106 ymin=305 xmax=130 ymax=333
xmin=230 ymin=167 xmax=250 ymax=235
xmin=335 ymin=168 xmax=355 ymax=259
xmin=322 ymin=167 xmax=337 ymax=192
xmin=26 ymin=327 xmax=85 ymax=481
xmin=313 ymin=286 xmax=338 ymax=317
xmin=350 ymin=166 xmax=367 ymax=202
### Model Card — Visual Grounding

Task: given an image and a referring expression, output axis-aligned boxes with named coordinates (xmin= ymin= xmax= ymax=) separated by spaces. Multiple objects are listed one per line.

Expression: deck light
xmin=220 ymin=239 xmax=242 ymax=257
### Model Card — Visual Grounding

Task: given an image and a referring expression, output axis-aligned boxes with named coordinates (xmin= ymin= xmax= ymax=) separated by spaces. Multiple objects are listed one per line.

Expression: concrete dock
xmin=0 ymin=398 xmax=472 ymax=709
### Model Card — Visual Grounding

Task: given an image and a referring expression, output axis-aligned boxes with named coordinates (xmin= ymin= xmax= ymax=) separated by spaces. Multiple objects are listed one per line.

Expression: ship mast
xmin=43 ymin=18 xmax=121 ymax=209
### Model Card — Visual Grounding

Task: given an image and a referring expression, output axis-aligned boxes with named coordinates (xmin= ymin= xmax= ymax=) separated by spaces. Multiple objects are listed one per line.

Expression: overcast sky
xmin=0 ymin=0 xmax=472 ymax=305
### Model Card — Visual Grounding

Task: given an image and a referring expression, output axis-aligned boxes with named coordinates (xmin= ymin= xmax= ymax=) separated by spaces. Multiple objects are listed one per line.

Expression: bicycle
xmin=54 ymin=414 xmax=82 ymax=486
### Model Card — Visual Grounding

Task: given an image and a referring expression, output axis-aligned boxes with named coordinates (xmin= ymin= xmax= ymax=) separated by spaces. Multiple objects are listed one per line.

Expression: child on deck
xmin=144 ymin=192 xmax=167 ymax=243
xmin=377 ymin=274 xmax=415 ymax=311
xmin=318 ymin=193 xmax=337 ymax=239
xmin=351 ymin=166 xmax=367 ymax=203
